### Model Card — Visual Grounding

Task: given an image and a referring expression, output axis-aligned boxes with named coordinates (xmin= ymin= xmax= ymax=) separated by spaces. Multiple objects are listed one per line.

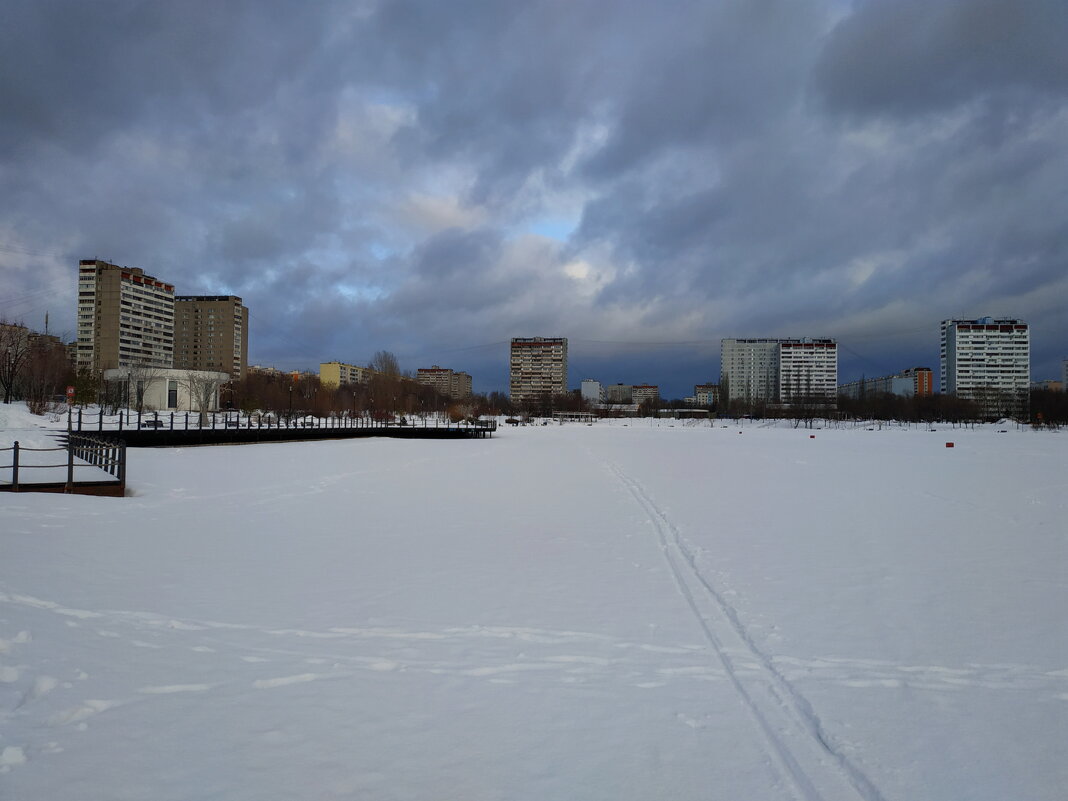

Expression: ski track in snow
xmin=607 ymin=461 xmax=888 ymax=801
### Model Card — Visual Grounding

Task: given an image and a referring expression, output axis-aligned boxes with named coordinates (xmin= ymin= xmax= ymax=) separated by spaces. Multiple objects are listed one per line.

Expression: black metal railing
xmin=0 ymin=435 xmax=126 ymax=493
xmin=68 ymin=408 xmax=497 ymax=435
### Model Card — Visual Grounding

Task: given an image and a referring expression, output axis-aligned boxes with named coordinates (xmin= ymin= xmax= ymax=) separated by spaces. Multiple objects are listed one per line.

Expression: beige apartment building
xmin=76 ymin=259 xmax=175 ymax=374
xmin=416 ymin=366 xmax=472 ymax=399
xmin=631 ymin=384 xmax=660 ymax=405
xmin=173 ymin=296 xmax=249 ymax=380
xmin=509 ymin=337 xmax=568 ymax=405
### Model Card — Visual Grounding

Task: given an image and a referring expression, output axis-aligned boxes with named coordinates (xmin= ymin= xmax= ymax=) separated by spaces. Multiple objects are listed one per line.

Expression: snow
xmin=1 ymin=406 xmax=1066 ymax=800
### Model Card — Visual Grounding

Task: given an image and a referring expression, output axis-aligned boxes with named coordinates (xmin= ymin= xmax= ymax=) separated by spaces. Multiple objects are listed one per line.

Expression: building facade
xmin=778 ymin=340 xmax=838 ymax=404
xmin=416 ymin=366 xmax=473 ymax=399
xmin=631 ymin=384 xmax=660 ymax=406
xmin=580 ymin=379 xmax=604 ymax=404
xmin=693 ymin=383 xmax=720 ymax=407
xmin=940 ymin=318 xmax=1029 ymax=417
xmin=173 ymin=296 xmax=248 ymax=380
xmin=509 ymin=337 xmax=568 ymax=405
xmin=605 ymin=383 xmax=632 ymax=404
xmin=839 ymin=367 xmax=934 ymax=400
xmin=102 ymin=367 xmax=229 ymax=412
xmin=76 ymin=260 xmax=175 ymax=374
xmin=721 ymin=338 xmax=837 ymax=406
xmin=319 ymin=361 xmax=374 ymax=389
xmin=720 ymin=339 xmax=781 ymax=404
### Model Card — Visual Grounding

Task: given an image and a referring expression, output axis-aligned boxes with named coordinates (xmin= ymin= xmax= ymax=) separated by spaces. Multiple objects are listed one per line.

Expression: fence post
xmin=78 ymin=408 xmax=83 ymax=431
xmin=12 ymin=441 xmax=19 ymax=492
xmin=170 ymin=412 xmax=174 ymax=430
xmin=117 ymin=441 xmax=126 ymax=493
xmin=98 ymin=409 xmax=103 ymax=432
xmin=66 ymin=438 xmax=75 ymax=492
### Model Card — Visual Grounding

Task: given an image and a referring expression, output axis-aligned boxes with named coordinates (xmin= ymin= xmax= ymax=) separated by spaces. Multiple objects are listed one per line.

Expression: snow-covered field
xmin=2 ymin=405 xmax=1066 ymax=800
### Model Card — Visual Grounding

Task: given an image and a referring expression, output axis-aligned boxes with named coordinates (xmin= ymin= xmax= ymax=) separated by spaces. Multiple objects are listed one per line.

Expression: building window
xmin=167 ymin=380 xmax=178 ymax=409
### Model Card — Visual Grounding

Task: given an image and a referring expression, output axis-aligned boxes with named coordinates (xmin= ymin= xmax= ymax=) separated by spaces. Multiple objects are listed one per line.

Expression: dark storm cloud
xmin=0 ymin=0 xmax=1065 ymax=397
xmin=814 ymin=0 xmax=1068 ymax=117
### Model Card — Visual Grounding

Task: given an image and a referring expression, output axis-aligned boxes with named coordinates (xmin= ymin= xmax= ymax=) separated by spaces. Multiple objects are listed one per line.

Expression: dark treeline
xmin=834 ymin=390 xmax=1067 ymax=426
xmin=228 ymin=371 xmax=516 ymax=421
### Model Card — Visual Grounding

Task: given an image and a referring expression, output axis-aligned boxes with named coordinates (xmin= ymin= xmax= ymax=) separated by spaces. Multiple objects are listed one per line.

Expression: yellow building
xmin=320 ymin=361 xmax=374 ymax=389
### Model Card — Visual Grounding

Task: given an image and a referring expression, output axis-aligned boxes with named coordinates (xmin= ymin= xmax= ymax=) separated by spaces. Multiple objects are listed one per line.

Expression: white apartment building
xmin=580 ymin=379 xmax=604 ymax=404
xmin=720 ymin=339 xmax=780 ymax=403
xmin=509 ymin=337 xmax=568 ymax=405
xmin=940 ymin=318 xmax=1029 ymax=416
xmin=76 ymin=260 xmax=175 ymax=374
xmin=778 ymin=340 xmax=838 ymax=404
xmin=721 ymin=338 xmax=837 ymax=405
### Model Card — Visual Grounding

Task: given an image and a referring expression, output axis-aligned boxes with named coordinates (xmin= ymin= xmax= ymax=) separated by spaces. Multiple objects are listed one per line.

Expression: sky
xmin=0 ymin=0 xmax=1065 ymax=398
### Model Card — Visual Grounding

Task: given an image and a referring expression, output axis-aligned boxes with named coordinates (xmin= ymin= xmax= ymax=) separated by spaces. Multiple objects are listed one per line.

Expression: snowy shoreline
xmin=1 ymin=402 xmax=1065 ymax=800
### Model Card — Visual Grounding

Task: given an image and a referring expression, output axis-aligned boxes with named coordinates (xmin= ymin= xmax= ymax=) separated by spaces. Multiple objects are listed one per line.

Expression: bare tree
xmin=21 ymin=338 xmax=72 ymax=414
xmin=125 ymin=362 xmax=168 ymax=413
xmin=185 ymin=371 xmax=224 ymax=428
xmin=0 ymin=320 xmax=31 ymax=404
xmin=369 ymin=350 xmax=401 ymax=377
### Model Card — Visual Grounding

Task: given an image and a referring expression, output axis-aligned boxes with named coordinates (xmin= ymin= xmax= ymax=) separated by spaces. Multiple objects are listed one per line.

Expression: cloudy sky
xmin=1 ymin=0 xmax=1065 ymax=396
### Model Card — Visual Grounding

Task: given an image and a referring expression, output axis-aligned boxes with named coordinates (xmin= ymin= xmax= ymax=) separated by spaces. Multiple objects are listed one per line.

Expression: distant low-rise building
xmin=694 ymin=383 xmax=719 ymax=407
xmin=247 ymin=364 xmax=285 ymax=379
xmin=838 ymin=367 xmax=933 ymax=399
xmin=1030 ymin=379 xmax=1063 ymax=392
xmin=320 ymin=361 xmax=374 ymax=389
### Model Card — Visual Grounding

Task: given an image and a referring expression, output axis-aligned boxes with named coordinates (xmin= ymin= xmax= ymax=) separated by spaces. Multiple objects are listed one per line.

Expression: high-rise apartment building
xmin=720 ymin=339 xmax=780 ymax=403
xmin=509 ymin=337 xmax=567 ymax=405
xmin=76 ymin=259 xmax=175 ymax=373
xmin=720 ymin=338 xmax=837 ymax=405
xmin=173 ymin=296 xmax=248 ymax=380
xmin=416 ymin=366 xmax=473 ymax=399
xmin=778 ymin=340 xmax=838 ymax=404
xmin=940 ymin=318 xmax=1029 ymax=416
